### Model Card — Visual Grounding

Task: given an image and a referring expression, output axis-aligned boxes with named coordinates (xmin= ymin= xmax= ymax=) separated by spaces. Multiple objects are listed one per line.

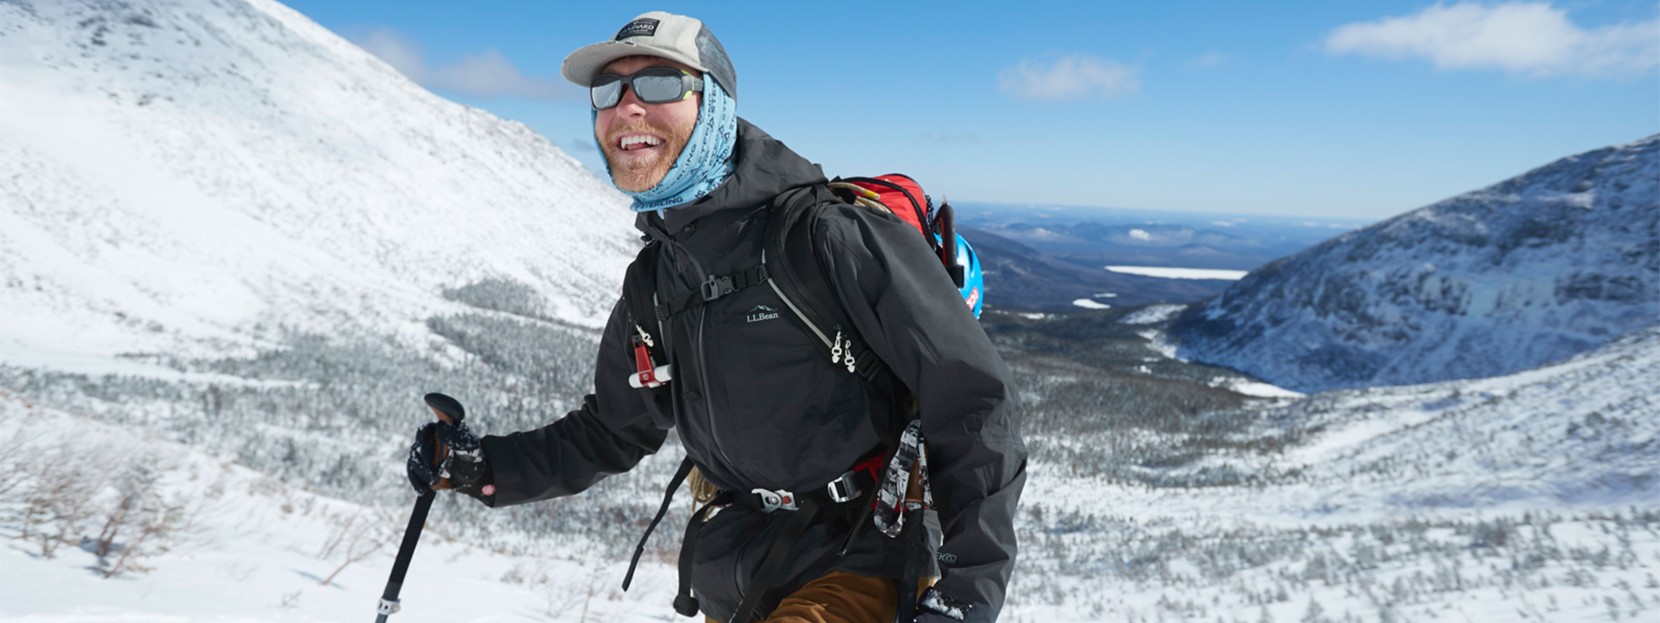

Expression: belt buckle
xmin=752 ymin=488 xmax=798 ymax=513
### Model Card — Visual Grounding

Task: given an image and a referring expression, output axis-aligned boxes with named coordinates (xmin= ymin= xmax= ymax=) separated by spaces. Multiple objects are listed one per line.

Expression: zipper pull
xmin=832 ymin=327 xmax=858 ymax=374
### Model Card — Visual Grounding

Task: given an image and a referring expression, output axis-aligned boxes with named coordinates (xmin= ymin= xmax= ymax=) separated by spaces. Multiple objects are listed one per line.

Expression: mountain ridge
xmin=1170 ymin=134 xmax=1660 ymax=392
xmin=0 ymin=0 xmax=637 ymax=370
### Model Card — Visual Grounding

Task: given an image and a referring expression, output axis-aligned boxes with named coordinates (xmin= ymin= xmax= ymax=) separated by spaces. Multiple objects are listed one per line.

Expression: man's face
xmin=594 ymin=56 xmax=702 ymax=193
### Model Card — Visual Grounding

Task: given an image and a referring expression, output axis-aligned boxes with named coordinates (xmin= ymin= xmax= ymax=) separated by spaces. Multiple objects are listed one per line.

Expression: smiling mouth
xmin=618 ymin=134 xmax=665 ymax=151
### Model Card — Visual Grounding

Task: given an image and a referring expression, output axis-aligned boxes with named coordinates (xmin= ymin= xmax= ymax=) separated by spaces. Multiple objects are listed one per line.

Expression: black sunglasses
xmin=590 ymin=67 xmax=704 ymax=110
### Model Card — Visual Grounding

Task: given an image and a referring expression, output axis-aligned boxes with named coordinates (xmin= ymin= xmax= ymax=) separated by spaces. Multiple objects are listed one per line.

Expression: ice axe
xmin=375 ymin=392 xmax=465 ymax=623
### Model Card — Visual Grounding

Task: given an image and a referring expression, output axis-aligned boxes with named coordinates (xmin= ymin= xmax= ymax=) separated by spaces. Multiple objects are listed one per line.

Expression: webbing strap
xmin=728 ymin=497 xmax=822 ymax=623
xmin=673 ymin=490 xmax=733 ymax=618
xmin=623 ymin=458 xmax=694 ymax=591
xmin=893 ymin=506 xmax=931 ymax=623
xmin=874 ymin=420 xmax=931 ymax=538
xmin=668 ymin=264 xmax=770 ymax=316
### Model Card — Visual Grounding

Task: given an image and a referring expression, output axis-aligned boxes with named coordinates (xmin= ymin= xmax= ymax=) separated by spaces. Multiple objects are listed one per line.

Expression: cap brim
xmin=561 ymin=40 xmax=709 ymax=86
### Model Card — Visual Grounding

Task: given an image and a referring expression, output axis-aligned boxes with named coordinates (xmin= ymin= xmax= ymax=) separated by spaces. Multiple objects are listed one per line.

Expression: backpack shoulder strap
xmin=762 ymin=186 xmax=886 ymax=383
xmin=622 ymin=241 xmax=666 ymax=353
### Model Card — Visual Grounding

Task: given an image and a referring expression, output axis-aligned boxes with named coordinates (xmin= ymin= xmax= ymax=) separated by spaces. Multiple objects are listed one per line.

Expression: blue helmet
xmin=954 ymin=233 xmax=984 ymax=318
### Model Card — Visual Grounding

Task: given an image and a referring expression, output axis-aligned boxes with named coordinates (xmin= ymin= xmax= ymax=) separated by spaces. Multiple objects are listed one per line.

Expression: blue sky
xmin=280 ymin=1 xmax=1658 ymax=221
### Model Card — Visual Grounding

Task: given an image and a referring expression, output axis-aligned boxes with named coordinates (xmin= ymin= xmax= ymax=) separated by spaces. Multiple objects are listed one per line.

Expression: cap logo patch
xmin=615 ymin=18 xmax=660 ymax=40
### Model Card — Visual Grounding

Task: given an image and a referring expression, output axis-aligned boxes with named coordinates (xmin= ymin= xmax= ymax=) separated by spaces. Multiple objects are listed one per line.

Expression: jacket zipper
xmin=652 ymin=227 xmax=745 ymax=486
xmin=694 ymin=305 xmax=741 ymax=483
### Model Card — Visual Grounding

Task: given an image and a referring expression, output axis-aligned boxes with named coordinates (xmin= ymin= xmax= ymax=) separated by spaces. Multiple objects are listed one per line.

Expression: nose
xmin=614 ymin=85 xmax=648 ymax=118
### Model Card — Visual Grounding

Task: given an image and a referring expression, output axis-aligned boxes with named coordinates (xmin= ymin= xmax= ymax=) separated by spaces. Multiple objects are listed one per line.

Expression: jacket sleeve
xmin=476 ymin=297 xmax=674 ymax=507
xmin=816 ymin=205 xmax=1028 ymax=623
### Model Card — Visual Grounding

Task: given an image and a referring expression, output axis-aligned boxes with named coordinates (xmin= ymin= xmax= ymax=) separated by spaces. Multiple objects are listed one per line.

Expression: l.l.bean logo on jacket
xmin=746 ymin=304 xmax=780 ymax=324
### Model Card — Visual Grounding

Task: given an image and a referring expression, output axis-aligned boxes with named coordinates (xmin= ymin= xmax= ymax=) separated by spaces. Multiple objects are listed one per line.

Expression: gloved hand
xmin=406 ymin=419 xmax=492 ymax=498
xmin=911 ymin=587 xmax=971 ymax=622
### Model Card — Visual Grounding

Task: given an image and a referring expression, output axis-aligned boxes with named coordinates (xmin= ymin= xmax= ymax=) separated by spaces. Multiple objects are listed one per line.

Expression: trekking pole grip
xmin=424 ymin=392 xmax=465 ymax=425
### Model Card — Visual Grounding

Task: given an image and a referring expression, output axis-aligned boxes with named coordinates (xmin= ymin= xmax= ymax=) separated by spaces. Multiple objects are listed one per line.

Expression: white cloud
xmin=998 ymin=54 xmax=1140 ymax=101
xmin=353 ymin=28 xmax=578 ymax=101
xmin=1324 ymin=2 xmax=1660 ymax=77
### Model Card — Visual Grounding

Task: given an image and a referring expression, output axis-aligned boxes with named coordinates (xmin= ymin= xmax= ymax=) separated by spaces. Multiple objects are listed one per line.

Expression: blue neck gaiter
xmin=597 ymin=77 xmax=737 ymax=212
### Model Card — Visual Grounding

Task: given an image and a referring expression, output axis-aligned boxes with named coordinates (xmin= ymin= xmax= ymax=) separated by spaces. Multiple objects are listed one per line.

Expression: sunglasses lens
xmin=631 ymin=74 xmax=687 ymax=104
xmin=591 ymin=69 xmax=698 ymax=109
xmin=590 ymin=76 xmax=624 ymax=109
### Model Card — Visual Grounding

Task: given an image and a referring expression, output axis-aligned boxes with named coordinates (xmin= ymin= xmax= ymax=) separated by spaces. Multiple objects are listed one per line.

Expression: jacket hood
xmin=633 ymin=118 xmax=827 ymax=237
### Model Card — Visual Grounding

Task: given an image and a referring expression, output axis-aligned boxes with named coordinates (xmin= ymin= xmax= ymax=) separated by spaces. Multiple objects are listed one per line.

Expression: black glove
xmin=406 ymin=420 xmax=491 ymax=498
xmin=912 ymin=587 xmax=971 ymax=622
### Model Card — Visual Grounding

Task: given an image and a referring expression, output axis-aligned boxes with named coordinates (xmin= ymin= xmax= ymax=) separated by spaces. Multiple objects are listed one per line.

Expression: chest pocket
xmin=705 ymin=284 xmax=830 ymax=412
xmin=664 ymin=266 xmax=873 ymax=488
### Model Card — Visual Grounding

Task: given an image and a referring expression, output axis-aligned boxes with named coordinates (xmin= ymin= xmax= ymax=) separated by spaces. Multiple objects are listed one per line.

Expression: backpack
xmin=829 ymin=174 xmax=971 ymax=296
xmin=619 ymin=173 xmax=975 ymax=622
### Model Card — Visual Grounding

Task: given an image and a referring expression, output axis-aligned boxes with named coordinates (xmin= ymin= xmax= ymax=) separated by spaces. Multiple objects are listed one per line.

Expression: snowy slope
xmin=1007 ymin=327 xmax=1660 ymax=622
xmin=1056 ymin=326 xmax=1660 ymax=524
xmin=0 ymin=0 xmax=637 ymax=371
xmin=1170 ymin=135 xmax=1660 ymax=392
xmin=5 ymin=328 xmax=1656 ymax=622
xmin=0 ymin=392 xmax=687 ymax=623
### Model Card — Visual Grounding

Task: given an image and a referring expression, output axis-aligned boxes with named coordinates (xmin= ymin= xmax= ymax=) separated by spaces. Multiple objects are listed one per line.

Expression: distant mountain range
xmin=955 ymin=202 xmax=1368 ymax=311
xmin=1170 ymin=135 xmax=1660 ymax=392
xmin=962 ymin=225 xmax=1231 ymax=311
xmin=956 ymin=202 xmax=1368 ymax=268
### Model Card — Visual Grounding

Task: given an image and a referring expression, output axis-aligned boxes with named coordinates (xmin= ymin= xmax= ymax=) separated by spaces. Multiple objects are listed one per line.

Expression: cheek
xmin=594 ymin=111 xmax=612 ymax=138
xmin=671 ymin=103 xmax=701 ymax=137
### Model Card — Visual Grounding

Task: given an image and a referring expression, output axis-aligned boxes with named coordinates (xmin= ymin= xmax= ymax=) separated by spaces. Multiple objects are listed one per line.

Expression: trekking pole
xmin=375 ymin=392 xmax=466 ymax=623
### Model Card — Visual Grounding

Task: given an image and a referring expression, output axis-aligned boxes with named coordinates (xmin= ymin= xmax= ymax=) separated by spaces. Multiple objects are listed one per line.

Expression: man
xmin=407 ymin=11 xmax=1026 ymax=623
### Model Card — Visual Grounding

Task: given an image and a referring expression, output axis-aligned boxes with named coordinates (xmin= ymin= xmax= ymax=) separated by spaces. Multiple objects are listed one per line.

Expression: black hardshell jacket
xmin=477 ymin=119 xmax=1027 ymax=623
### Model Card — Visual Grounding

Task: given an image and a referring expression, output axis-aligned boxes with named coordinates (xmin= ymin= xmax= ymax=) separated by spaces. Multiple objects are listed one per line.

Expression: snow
xmin=1071 ymin=298 xmax=1111 ymax=309
xmin=0 ymin=0 xmax=639 ymax=373
xmin=0 ymin=399 xmax=682 ymax=623
xmin=9 ymin=331 xmax=1657 ymax=623
xmin=3 ymin=2 xmax=1658 ymax=622
xmin=1104 ymin=266 xmax=1250 ymax=280
xmin=1119 ymin=304 xmax=1187 ymax=325
xmin=1210 ymin=378 xmax=1303 ymax=398
xmin=1128 ymin=228 xmax=1153 ymax=241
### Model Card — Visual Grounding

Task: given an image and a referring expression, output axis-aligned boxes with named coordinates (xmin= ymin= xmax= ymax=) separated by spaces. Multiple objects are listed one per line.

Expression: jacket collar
xmin=634 ymin=118 xmax=827 ymax=239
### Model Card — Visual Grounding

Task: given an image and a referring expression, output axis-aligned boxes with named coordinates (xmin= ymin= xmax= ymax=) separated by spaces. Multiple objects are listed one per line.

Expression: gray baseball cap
xmin=561 ymin=11 xmax=737 ymax=98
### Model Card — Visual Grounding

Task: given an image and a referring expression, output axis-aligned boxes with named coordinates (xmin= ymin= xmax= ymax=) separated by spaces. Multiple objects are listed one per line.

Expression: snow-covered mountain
xmin=1170 ymin=135 xmax=1660 ymax=392
xmin=4 ymin=2 xmax=1656 ymax=621
xmin=0 ymin=0 xmax=636 ymax=371
xmin=6 ymin=324 xmax=1656 ymax=622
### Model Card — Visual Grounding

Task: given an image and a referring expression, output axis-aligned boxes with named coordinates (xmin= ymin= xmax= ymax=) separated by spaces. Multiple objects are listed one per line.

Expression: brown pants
xmin=706 ymin=571 xmax=906 ymax=623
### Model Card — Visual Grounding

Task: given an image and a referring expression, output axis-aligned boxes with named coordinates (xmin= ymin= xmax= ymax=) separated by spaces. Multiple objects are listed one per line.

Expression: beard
xmin=601 ymin=118 xmax=695 ymax=193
